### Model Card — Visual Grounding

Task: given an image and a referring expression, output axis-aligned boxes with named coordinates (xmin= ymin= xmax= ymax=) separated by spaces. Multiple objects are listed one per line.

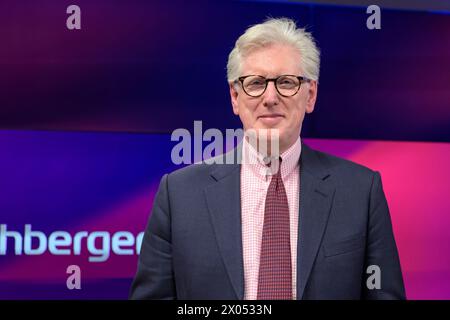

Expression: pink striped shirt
xmin=240 ymin=136 xmax=301 ymax=300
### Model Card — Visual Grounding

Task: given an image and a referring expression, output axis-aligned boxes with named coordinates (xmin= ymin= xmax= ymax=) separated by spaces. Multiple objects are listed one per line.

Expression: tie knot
xmin=264 ymin=156 xmax=282 ymax=178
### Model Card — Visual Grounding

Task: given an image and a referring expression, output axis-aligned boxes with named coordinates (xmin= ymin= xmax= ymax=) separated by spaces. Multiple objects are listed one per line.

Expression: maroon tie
xmin=257 ymin=158 xmax=292 ymax=300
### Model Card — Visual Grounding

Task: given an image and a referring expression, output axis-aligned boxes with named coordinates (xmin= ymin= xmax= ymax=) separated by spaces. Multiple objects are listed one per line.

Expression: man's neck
xmin=244 ymin=137 xmax=298 ymax=158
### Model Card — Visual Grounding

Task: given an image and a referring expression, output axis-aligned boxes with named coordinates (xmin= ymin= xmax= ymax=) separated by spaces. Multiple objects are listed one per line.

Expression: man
xmin=130 ymin=18 xmax=405 ymax=300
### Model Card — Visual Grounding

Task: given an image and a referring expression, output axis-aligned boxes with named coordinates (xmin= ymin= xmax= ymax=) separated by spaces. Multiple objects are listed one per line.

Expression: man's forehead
xmin=240 ymin=44 xmax=302 ymax=76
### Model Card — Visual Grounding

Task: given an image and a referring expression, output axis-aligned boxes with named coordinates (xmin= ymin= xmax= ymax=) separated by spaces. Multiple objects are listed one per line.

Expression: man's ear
xmin=305 ymin=80 xmax=318 ymax=114
xmin=229 ymin=83 xmax=239 ymax=116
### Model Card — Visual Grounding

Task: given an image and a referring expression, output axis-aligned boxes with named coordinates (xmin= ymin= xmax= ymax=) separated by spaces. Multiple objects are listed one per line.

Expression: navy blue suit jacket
xmin=130 ymin=142 xmax=406 ymax=299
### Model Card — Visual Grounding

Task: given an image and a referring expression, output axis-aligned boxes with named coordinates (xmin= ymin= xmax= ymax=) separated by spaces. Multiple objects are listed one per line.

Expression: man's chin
xmin=248 ymin=126 xmax=282 ymax=134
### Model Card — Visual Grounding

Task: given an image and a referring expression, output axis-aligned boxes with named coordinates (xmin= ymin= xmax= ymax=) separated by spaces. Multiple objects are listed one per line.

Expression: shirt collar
xmin=242 ymin=135 xmax=301 ymax=181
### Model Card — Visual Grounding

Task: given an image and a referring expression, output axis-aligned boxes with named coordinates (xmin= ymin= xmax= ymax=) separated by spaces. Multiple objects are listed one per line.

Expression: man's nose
xmin=262 ymin=81 xmax=280 ymax=107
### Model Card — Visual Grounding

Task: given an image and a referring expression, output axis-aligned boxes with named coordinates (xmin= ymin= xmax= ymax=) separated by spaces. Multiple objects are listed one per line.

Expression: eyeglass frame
xmin=235 ymin=74 xmax=311 ymax=97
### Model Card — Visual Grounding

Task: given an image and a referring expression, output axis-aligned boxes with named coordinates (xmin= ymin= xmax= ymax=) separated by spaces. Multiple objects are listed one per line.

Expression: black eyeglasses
xmin=236 ymin=75 xmax=311 ymax=97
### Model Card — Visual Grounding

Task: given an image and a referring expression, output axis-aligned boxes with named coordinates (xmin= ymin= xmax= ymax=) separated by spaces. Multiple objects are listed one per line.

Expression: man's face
xmin=230 ymin=43 xmax=318 ymax=153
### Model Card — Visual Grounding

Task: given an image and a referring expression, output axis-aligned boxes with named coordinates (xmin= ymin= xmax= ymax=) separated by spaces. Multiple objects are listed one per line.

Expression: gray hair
xmin=227 ymin=18 xmax=321 ymax=83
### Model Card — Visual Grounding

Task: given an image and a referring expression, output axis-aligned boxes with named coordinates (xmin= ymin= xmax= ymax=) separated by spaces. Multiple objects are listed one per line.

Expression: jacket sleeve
xmin=363 ymin=171 xmax=406 ymax=299
xmin=129 ymin=174 xmax=176 ymax=299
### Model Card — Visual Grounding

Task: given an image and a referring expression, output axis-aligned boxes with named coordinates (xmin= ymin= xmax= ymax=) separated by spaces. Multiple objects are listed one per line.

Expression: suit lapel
xmin=297 ymin=143 xmax=336 ymax=299
xmin=204 ymin=154 xmax=244 ymax=299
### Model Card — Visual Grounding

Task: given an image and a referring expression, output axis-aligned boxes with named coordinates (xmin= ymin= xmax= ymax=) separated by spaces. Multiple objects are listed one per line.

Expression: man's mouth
xmin=258 ymin=114 xmax=284 ymax=125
